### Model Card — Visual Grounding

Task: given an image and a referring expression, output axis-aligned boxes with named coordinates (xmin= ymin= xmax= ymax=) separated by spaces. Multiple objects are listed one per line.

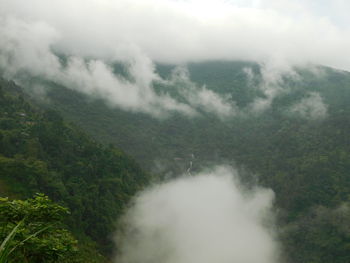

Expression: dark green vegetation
xmin=43 ymin=61 xmax=350 ymax=263
xmin=0 ymin=194 xmax=78 ymax=263
xmin=1 ymin=60 xmax=349 ymax=262
xmin=0 ymin=79 xmax=149 ymax=262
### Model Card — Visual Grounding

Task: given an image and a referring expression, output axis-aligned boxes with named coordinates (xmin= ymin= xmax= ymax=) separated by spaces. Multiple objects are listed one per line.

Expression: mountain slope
xmin=0 ymin=78 xmax=150 ymax=258
xmin=42 ymin=61 xmax=350 ymax=263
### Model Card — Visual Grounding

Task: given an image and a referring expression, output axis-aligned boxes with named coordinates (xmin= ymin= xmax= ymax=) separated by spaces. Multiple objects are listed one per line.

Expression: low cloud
xmin=289 ymin=92 xmax=328 ymax=120
xmin=0 ymin=0 xmax=348 ymax=117
xmin=0 ymin=16 xmax=60 ymax=80
xmin=1 ymin=0 xmax=350 ymax=70
xmin=0 ymin=16 xmax=235 ymax=118
xmin=243 ymin=63 xmax=300 ymax=114
xmin=167 ymin=67 xmax=237 ymax=117
xmin=115 ymin=166 xmax=280 ymax=263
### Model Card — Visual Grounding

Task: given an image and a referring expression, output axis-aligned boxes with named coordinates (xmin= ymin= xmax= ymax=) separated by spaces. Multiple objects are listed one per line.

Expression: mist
xmin=1 ymin=0 xmax=350 ymax=69
xmin=115 ymin=166 xmax=280 ymax=263
xmin=0 ymin=0 xmax=349 ymax=118
xmin=0 ymin=16 xmax=234 ymax=118
xmin=289 ymin=92 xmax=328 ymax=120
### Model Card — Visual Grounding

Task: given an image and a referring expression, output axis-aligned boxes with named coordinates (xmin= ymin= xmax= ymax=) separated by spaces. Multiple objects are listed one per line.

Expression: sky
xmin=1 ymin=0 xmax=349 ymax=69
xmin=0 ymin=0 xmax=348 ymax=117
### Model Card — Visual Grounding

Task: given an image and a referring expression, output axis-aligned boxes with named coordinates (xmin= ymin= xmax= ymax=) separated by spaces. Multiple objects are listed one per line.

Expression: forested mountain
xmin=0 ymin=60 xmax=349 ymax=262
xmin=40 ymin=61 xmax=350 ymax=263
xmin=0 ymin=78 xmax=149 ymax=261
xmin=1 ymin=0 xmax=350 ymax=261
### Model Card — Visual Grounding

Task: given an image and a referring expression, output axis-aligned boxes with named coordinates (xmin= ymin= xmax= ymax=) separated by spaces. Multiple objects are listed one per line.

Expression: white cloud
xmin=0 ymin=16 xmax=61 ymax=79
xmin=0 ymin=16 xmax=198 ymax=118
xmin=1 ymin=0 xmax=350 ymax=69
xmin=243 ymin=61 xmax=300 ymax=114
xmin=290 ymin=92 xmax=328 ymax=120
xmin=0 ymin=0 xmax=348 ymax=117
xmin=168 ymin=67 xmax=236 ymax=117
xmin=115 ymin=166 xmax=279 ymax=263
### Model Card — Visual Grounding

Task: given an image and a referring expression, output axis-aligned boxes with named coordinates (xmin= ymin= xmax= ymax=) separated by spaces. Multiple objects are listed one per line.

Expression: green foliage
xmin=0 ymin=220 xmax=23 ymax=263
xmin=283 ymin=204 xmax=350 ymax=263
xmin=0 ymin=194 xmax=78 ymax=263
xmin=41 ymin=62 xmax=350 ymax=263
xmin=0 ymin=79 xmax=149 ymax=259
xmin=2 ymin=62 xmax=350 ymax=262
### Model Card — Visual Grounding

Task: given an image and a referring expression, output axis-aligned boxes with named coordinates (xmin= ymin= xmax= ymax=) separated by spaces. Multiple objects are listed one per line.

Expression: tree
xmin=0 ymin=194 xmax=78 ymax=263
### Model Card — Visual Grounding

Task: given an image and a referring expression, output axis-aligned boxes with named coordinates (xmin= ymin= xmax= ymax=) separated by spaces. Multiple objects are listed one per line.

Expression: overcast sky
xmin=0 ymin=0 xmax=348 ymax=118
xmin=1 ymin=0 xmax=349 ymax=70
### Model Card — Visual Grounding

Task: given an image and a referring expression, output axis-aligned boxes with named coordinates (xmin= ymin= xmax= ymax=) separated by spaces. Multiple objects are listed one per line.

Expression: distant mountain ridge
xmin=37 ymin=61 xmax=350 ymax=263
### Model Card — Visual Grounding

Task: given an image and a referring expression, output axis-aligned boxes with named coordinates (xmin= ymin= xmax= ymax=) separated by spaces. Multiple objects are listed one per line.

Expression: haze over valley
xmin=0 ymin=1 xmax=349 ymax=263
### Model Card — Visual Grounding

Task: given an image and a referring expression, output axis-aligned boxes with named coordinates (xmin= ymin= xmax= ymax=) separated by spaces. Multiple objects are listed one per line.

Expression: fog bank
xmin=115 ymin=166 xmax=280 ymax=263
xmin=0 ymin=0 xmax=344 ymax=118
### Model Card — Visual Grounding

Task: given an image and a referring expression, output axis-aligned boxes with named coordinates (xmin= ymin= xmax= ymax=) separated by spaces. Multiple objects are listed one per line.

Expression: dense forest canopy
xmin=0 ymin=60 xmax=349 ymax=263
xmin=1 ymin=1 xmax=350 ymax=262
xmin=0 ymin=78 xmax=149 ymax=261
xmin=37 ymin=61 xmax=350 ymax=263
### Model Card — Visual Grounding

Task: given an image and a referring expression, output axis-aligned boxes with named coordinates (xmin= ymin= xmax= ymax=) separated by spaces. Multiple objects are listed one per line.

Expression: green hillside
xmin=42 ymin=61 xmax=350 ymax=263
xmin=0 ymin=78 xmax=150 ymax=261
